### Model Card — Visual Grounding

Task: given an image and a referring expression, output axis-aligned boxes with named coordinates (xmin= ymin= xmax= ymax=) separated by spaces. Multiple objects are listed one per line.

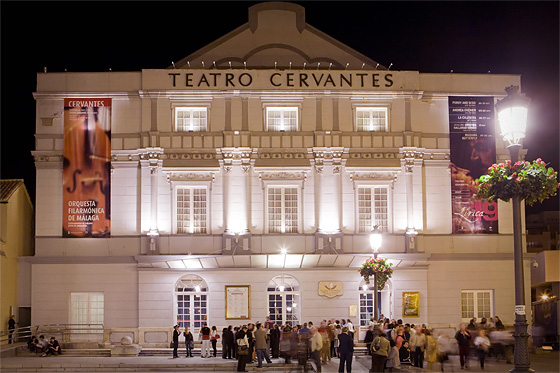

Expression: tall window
xmin=358 ymin=186 xmax=389 ymax=232
xmin=461 ymin=290 xmax=493 ymax=320
xmin=175 ymin=107 xmax=207 ymax=132
xmin=176 ymin=187 xmax=207 ymax=234
xmin=356 ymin=107 xmax=388 ymax=132
xmin=267 ymin=275 xmax=300 ymax=326
xmin=70 ymin=293 xmax=104 ymax=332
xmin=266 ymin=107 xmax=298 ymax=131
xmin=175 ymin=275 xmax=208 ymax=331
xmin=358 ymin=280 xmax=392 ymax=326
xmin=268 ymin=186 xmax=298 ymax=233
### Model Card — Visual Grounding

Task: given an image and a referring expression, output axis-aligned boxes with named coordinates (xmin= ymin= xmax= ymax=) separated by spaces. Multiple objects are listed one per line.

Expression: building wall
xmin=0 ymin=185 xmax=33 ymax=335
xmin=31 ymin=264 xmax=138 ymax=328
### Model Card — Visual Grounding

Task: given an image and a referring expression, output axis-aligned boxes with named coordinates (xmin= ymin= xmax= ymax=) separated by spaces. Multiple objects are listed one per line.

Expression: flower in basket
xmin=358 ymin=257 xmax=394 ymax=290
xmin=474 ymin=158 xmax=559 ymax=206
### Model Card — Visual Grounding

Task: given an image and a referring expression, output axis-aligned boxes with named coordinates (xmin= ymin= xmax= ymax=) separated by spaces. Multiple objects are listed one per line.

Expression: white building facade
xmin=28 ymin=2 xmax=532 ymax=345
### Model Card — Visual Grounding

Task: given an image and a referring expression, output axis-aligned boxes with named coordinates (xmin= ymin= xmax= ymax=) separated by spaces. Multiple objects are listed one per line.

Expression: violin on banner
xmin=62 ymin=99 xmax=111 ymax=237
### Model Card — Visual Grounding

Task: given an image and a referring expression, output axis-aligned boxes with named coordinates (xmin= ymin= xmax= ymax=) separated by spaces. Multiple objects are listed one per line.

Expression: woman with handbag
xmin=211 ymin=326 xmax=220 ymax=357
xmin=183 ymin=327 xmax=194 ymax=357
xmin=237 ymin=326 xmax=250 ymax=372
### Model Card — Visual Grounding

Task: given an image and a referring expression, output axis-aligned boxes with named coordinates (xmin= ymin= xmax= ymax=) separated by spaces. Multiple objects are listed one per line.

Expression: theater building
xmin=27 ymin=2 xmax=532 ymax=345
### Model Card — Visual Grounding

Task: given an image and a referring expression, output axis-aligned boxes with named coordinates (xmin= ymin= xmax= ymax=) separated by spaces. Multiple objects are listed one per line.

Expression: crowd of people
xmin=368 ymin=315 xmax=513 ymax=372
xmin=171 ymin=318 xmax=358 ymax=372
xmin=169 ymin=315 xmax=515 ymax=372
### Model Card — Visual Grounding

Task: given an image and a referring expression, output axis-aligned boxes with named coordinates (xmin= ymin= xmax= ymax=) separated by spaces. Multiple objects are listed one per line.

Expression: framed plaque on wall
xmin=225 ymin=285 xmax=251 ymax=320
xmin=403 ymin=292 xmax=420 ymax=317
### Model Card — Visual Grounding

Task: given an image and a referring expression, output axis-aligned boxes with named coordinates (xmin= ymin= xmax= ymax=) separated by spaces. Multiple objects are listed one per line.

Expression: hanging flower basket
xmin=359 ymin=257 xmax=393 ymax=290
xmin=474 ymin=158 xmax=559 ymax=206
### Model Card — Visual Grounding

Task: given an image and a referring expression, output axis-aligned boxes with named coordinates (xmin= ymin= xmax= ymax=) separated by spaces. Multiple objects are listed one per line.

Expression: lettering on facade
xmin=166 ymin=71 xmax=394 ymax=89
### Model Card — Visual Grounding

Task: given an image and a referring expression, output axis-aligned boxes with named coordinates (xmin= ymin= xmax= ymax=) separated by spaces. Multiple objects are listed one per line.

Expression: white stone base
xmin=111 ymin=344 xmax=141 ymax=357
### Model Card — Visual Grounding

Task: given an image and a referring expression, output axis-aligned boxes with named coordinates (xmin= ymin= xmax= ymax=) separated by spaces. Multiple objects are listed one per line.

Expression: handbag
xmin=237 ymin=345 xmax=249 ymax=355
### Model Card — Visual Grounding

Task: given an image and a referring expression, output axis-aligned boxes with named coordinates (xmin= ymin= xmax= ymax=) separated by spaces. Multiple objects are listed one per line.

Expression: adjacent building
xmin=28 ymin=2 xmax=533 ymax=345
xmin=1 ymin=179 xmax=34 ymax=339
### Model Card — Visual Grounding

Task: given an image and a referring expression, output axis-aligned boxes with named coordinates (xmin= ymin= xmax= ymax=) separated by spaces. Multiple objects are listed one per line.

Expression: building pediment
xmin=173 ymin=2 xmax=383 ymax=70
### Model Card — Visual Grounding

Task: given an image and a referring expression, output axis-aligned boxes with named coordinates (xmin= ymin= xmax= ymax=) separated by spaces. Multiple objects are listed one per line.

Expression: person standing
xmin=255 ymin=323 xmax=272 ymax=367
xmin=200 ymin=323 xmax=211 ymax=358
xmin=454 ymin=323 xmax=471 ymax=369
xmin=371 ymin=332 xmax=390 ymax=372
xmin=409 ymin=326 xmax=427 ymax=368
xmin=346 ymin=319 xmax=355 ymax=341
xmin=318 ymin=320 xmax=331 ymax=363
xmin=386 ymin=340 xmax=401 ymax=372
xmin=8 ymin=315 xmax=16 ymax=344
xmin=270 ymin=323 xmax=280 ymax=358
xmin=236 ymin=326 xmax=250 ymax=372
xmin=172 ymin=325 xmax=180 ymax=358
xmin=223 ymin=325 xmax=234 ymax=359
xmin=474 ymin=330 xmax=491 ymax=370
xmin=337 ymin=326 xmax=354 ymax=373
xmin=183 ymin=327 xmax=194 ymax=357
xmin=309 ymin=327 xmax=323 ymax=372
xmin=210 ymin=326 xmax=219 ymax=357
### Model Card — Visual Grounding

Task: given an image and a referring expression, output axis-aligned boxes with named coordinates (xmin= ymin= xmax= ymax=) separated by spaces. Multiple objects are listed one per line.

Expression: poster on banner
xmin=448 ymin=96 xmax=498 ymax=234
xmin=63 ymin=98 xmax=111 ymax=238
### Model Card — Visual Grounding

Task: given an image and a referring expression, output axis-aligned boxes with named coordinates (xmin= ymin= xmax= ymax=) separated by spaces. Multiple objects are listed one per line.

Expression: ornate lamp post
xmin=369 ymin=225 xmax=382 ymax=322
xmin=495 ymin=85 xmax=533 ymax=373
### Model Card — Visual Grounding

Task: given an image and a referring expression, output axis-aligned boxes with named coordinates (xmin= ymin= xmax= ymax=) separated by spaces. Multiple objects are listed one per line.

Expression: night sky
xmin=1 ymin=1 xmax=558 ymax=214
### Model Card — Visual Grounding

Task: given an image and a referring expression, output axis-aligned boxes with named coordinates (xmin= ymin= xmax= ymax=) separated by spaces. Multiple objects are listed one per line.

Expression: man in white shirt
xmin=309 ymin=327 xmax=323 ymax=372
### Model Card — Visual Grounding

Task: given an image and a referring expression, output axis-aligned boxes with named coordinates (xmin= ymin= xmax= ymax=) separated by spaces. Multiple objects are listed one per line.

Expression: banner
xmin=449 ymin=96 xmax=498 ymax=234
xmin=63 ymin=98 xmax=111 ymax=237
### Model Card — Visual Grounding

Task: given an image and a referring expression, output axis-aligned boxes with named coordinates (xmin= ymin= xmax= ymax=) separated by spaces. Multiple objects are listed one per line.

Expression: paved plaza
xmin=1 ymin=349 xmax=558 ymax=372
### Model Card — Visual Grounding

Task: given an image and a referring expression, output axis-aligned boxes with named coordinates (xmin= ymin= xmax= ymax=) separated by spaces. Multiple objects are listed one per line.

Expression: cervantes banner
xmin=449 ymin=96 xmax=498 ymax=234
xmin=63 ymin=98 xmax=111 ymax=237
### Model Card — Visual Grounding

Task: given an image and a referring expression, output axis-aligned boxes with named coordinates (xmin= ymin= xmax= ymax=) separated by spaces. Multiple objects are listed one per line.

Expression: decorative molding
xmin=349 ymin=152 xmax=397 ymax=159
xmin=318 ymin=281 xmax=344 ymax=298
xmin=165 ymin=171 xmax=216 ymax=183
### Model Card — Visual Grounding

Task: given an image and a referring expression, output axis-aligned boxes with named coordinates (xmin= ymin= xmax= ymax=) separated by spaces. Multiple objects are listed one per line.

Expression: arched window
xmin=267 ymin=275 xmax=301 ymax=326
xmin=175 ymin=275 xmax=208 ymax=330
xmin=358 ymin=279 xmax=392 ymax=327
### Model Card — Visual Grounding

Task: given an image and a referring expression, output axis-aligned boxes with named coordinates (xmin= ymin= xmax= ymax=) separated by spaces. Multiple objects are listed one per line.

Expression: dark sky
xmin=1 ymin=1 xmax=558 ymax=214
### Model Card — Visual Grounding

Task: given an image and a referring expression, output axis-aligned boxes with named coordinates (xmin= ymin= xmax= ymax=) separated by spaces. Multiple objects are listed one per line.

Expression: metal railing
xmin=0 ymin=324 xmax=104 ymax=345
xmin=0 ymin=325 xmax=39 ymax=344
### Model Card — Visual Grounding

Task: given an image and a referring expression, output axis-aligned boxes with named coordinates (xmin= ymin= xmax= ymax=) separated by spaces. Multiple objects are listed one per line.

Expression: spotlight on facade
xmin=286 ymin=307 xmax=292 ymax=312
xmin=278 ymin=285 xmax=285 ymax=292
xmin=280 ymin=248 xmax=287 ymax=255
xmin=362 ymin=285 xmax=368 ymax=291
xmin=195 ymin=285 xmax=201 ymax=292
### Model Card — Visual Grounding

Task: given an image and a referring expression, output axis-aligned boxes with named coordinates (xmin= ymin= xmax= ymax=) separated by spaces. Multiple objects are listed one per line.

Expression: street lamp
xmin=495 ymin=85 xmax=533 ymax=373
xmin=369 ymin=225 xmax=382 ymax=322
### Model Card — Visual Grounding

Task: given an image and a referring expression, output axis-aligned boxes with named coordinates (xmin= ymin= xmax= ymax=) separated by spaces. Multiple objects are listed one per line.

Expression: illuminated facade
xmin=29 ymin=2 xmax=532 ymax=345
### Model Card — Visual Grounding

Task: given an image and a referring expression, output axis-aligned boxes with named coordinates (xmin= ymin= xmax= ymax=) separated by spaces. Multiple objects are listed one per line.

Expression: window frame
xmin=174 ymin=275 xmax=209 ymax=333
xmin=461 ymin=289 xmax=494 ymax=322
xmin=353 ymin=106 xmax=390 ymax=132
xmin=267 ymin=275 xmax=301 ymax=326
xmin=354 ymin=183 xmax=392 ymax=233
xmin=69 ymin=292 xmax=104 ymax=332
xmin=264 ymin=105 xmax=300 ymax=132
xmin=173 ymin=106 xmax=209 ymax=132
xmin=265 ymin=184 xmax=301 ymax=234
xmin=172 ymin=184 xmax=210 ymax=234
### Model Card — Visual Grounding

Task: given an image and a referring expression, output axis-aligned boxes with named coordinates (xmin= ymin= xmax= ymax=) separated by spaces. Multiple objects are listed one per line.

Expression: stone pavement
xmin=0 ymin=350 xmax=558 ymax=372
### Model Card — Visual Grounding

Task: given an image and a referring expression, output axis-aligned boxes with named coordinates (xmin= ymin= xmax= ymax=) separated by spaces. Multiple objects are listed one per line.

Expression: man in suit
xmin=338 ymin=326 xmax=354 ymax=373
